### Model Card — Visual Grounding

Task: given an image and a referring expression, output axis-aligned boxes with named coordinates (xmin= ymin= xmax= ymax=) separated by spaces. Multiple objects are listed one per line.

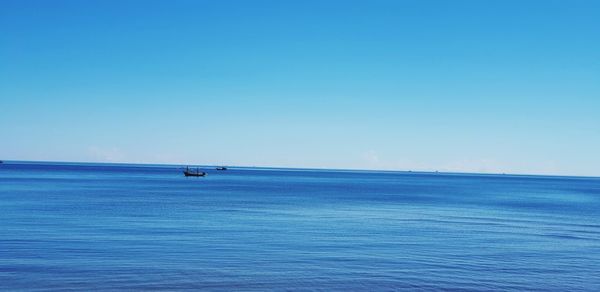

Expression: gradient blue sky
xmin=1 ymin=0 xmax=599 ymax=175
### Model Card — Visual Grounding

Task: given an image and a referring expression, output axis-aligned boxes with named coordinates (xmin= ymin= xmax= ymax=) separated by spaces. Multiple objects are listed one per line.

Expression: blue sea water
xmin=1 ymin=162 xmax=599 ymax=291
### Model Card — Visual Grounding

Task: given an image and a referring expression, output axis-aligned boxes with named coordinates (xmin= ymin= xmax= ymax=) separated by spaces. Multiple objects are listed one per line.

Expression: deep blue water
xmin=1 ymin=162 xmax=600 ymax=291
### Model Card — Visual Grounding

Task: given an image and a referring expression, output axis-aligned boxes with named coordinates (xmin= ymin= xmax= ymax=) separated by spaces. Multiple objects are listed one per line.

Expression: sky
xmin=1 ymin=0 xmax=599 ymax=176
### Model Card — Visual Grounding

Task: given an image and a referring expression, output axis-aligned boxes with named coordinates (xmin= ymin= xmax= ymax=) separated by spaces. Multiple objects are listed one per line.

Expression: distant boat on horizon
xmin=216 ymin=166 xmax=228 ymax=170
xmin=183 ymin=166 xmax=206 ymax=177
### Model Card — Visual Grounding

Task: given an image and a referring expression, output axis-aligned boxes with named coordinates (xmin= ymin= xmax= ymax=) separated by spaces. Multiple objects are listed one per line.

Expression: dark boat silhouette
xmin=183 ymin=166 xmax=206 ymax=177
xmin=216 ymin=166 xmax=227 ymax=170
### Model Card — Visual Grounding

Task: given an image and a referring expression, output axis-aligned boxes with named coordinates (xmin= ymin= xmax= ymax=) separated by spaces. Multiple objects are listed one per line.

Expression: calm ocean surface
xmin=1 ymin=162 xmax=599 ymax=291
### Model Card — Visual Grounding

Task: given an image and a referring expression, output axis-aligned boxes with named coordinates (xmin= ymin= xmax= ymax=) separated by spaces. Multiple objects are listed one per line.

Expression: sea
xmin=1 ymin=161 xmax=599 ymax=291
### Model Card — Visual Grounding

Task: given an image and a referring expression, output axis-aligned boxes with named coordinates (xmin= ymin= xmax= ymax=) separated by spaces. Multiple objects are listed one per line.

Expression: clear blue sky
xmin=1 ymin=0 xmax=599 ymax=176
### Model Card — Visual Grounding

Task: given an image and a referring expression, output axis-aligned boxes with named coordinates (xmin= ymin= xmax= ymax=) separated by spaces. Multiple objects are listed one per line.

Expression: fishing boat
xmin=183 ymin=166 xmax=206 ymax=177
xmin=216 ymin=166 xmax=227 ymax=170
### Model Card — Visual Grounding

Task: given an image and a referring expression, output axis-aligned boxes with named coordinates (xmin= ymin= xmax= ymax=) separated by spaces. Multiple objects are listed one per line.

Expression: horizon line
xmin=3 ymin=159 xmax=598 ymax=180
